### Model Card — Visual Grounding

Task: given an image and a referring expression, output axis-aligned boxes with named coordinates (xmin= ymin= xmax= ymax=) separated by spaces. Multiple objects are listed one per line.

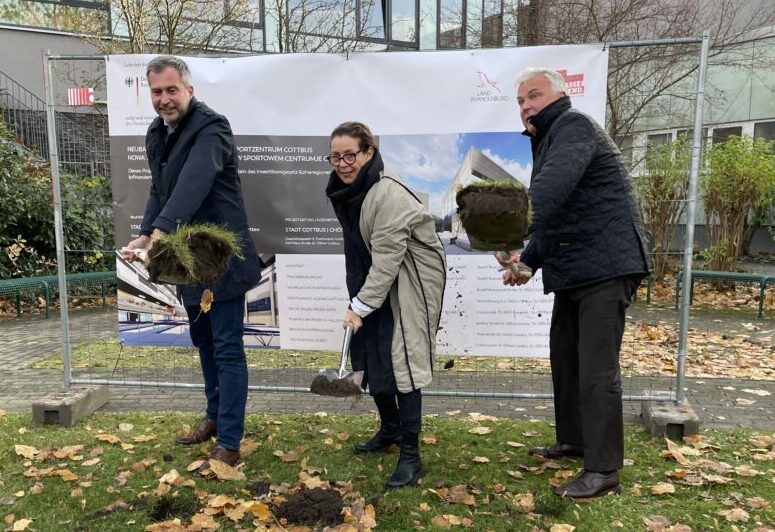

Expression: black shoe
xmin=354 ymin=427 xmax=401 ymax=453
xmin=553 ymin=470 xmax=621 ymax=498
xmin=386 ymin=441 xmax=426 ymax=489
xmin=528 ymin=442 xmax=584 ymax=459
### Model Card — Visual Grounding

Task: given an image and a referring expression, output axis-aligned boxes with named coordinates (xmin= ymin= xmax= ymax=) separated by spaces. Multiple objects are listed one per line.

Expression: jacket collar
xmin=522 ymin=95 xmax=572 ymax=140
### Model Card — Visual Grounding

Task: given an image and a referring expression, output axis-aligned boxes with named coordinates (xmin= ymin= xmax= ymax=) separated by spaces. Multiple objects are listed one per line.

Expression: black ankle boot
xmin=386 ymin=433 xmax=426 ymax=488
xmin=354 ymin=426 xmax=401 ymax=453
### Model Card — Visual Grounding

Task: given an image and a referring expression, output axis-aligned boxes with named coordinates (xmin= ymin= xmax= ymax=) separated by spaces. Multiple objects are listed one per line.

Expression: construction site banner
xmin=106 ymin=46 xmax=609 ymax=355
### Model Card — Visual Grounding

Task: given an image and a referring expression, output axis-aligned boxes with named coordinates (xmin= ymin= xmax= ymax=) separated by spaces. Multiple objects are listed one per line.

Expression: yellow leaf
xmin=421 ymin=434 xmax=437 ymax=445
xmin=159 ymin=469 xmax=181 ymax=485
xmin=14 ymin=445 xmax=38 ymax=460
xmin=514 ymin=492 xmax=534 ymax=513
xmin=191 ymin=513 xmax=220 ymax=529
xmin=649 ymin=482 xmax=675 ymax=495
xmin=12 ymin=518 xmax=33 ymax=531
xmin=244 ymin=501 xmax=272 ymax=520
xmin=472 ymin=456 xmax=490 ymax=463
xmin=187 ymin=460 xmax=206 ymax=472
xmin=468 ymin=427 xmax=491 ymax=435
xmin=209 ymin=460 xmax=246 ymax=481
xmin=96 ymin=434 xmax=121 ymax=444
xmin=550 ymin=525 xmax=575 ymax=532
xmin=239 ymin=439 xmax=259 ymax=456
xmin=200 ymin=289 xmax=214 ymax=313
xmin=718 ymin=508 xmax=749 ymax=522
xmin=132 ymin=435 xmax=158 ymax=443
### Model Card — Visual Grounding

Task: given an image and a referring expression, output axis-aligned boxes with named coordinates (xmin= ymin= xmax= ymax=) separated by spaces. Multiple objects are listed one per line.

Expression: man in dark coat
xmin=122 ymin=56 xmax=261 ymax=467
xmin=498 ymin=67 xmax=650 ymax=498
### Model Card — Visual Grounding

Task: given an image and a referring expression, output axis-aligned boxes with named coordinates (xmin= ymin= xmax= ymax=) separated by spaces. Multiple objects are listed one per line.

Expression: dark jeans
xmin=185 ymin=294 xmax=247 ymax=451
xmin=550 ymin=276 xmax=639 ymax=472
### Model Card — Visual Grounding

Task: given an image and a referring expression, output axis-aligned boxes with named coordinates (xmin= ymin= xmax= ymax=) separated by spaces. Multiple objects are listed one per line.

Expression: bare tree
xmin=78 ymin=0 xmax=263 ymax=55
xmin=267 ymin=0 xmax=371 ymax=52
xmin=477 ymin=0 xmax=775 ymax=142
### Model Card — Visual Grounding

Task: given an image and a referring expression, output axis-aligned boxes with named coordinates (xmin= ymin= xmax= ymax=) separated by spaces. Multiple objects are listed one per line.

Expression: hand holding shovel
xmin=309 ymin=325 xmax=364 ymax=397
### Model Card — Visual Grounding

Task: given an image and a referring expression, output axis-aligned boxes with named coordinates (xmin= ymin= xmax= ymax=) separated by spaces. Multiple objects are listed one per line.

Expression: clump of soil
xmin=148 ymin=492 xmax=199 ymax=522
xmin=310 ymin=374 xmax=362 ymax=397
xmin=274 ymin=487 xmax=344 ymax=527
xmin=247 ymin=480 xmax=271 ymax=498
xmin=147 ymin=223 xmax=241 ymax=286
xmin=456 ymin=181 xmax=530 ymax=251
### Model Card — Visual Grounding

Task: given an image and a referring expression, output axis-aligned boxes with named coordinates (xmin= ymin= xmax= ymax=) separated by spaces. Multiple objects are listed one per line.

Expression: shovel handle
xmin=337 ymin=325 xmax=353 ymax=378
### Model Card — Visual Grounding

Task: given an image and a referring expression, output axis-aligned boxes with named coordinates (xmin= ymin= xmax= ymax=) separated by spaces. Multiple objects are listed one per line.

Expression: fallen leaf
xmin=117 ymin=423 xmax=134 ymax=432
xmin=422 ymin=434 xmax=437 ymax=445
xmin=468 ymin=427 xmax=491 ymax=435
xmin=472 ymin=456 xmax=490 ymax=463
xmin=649 ymin=482 xmax=676 ymax=495
xmin=514 ymin=492 xmax=534 ymax=513
xmin=718 ymin=508 xmax=750 ymax=522
xmin=243 ymin=501 xmax=271 ymax=520
xmin=14 ymin=445 xmax=38 ymax=460
xmin=12 ymin=518 xmax=33 ymax=531
xmin=209 ymin=459 xmax=246 ymax=481
xmin=96 ymin=434 xmax=121 ymax=444
xmin=506 ymin=441 xmax=525 ymax=448
xmin=550 ymin=525 xmax=575 ymax=532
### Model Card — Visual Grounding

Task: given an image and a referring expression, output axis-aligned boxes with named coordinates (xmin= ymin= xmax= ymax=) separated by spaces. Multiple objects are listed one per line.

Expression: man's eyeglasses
xmin=325 ymin=150 xmax=361 ymax=166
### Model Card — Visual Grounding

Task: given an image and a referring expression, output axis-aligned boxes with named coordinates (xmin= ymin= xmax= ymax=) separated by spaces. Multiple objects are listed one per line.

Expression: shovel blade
xmin=310 ymin=370 xmax=364 ymax=397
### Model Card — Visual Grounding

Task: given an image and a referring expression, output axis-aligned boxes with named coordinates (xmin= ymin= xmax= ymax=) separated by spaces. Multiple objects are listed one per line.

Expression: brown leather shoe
xmin=208 ymin=445 xmax=240 ymax=467
xmin=528 ymin=443 xmax=584 ymax=459
xmin=553 ymin=470 xmax=621 ymax=498
xmin=175 ymin=418 xmax=216 ymax=445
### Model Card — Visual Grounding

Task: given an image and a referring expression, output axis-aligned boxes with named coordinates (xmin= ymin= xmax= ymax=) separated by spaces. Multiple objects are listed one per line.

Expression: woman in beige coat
xmin=325 ymin=121 xmax=446 ymax=488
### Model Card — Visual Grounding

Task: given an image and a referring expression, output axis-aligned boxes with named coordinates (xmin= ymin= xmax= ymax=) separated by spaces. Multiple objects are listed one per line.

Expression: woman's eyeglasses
xmin=325 ymin=150 xmax=361 ymax=166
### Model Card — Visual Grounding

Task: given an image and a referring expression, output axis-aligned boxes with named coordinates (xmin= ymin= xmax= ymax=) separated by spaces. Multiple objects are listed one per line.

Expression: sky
xmin=380 ymin=130 xmax=533 ymax=216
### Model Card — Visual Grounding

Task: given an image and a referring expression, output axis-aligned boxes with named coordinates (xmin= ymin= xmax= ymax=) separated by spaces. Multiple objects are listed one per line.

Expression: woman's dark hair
xmin=330 ymin=121 xmax=379 ymax=152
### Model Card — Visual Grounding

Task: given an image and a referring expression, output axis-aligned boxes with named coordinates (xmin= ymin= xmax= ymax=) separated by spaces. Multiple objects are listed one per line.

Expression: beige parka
xmin=356 ymin=172 xmax=446 ymax=392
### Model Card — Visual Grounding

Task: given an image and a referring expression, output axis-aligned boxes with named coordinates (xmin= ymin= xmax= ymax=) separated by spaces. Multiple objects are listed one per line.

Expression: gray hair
xmin=515 ymin=67 xmax=567 ymax=95
xmin=146 ymin=55 xmax=193 ymax=87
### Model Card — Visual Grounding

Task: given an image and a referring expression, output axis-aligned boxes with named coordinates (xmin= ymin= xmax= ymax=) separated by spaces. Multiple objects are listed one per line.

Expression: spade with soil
xmin=310 ymin=325 xmax=363 ymax=397
xmin=456 ymin=180 xmax=533 ymax=279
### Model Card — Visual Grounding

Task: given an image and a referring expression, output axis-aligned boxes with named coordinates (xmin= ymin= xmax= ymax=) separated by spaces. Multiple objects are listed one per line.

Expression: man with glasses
xmin=122 ymin=55 xmax=261 ymax=469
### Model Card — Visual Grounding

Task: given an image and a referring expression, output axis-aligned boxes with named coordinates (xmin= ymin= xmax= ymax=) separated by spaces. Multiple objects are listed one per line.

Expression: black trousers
xmin=550 ymin=276 xmax=639 ymax=472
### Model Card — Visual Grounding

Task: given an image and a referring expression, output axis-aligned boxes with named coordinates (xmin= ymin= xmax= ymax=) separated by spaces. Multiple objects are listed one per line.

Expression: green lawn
xmin=0 ymin=412 xmax=773 ymax=531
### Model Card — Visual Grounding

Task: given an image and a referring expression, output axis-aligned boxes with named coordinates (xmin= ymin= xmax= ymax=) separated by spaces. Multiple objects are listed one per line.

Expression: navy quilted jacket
xmin=519 ymin=96 xmax=650 ymax=294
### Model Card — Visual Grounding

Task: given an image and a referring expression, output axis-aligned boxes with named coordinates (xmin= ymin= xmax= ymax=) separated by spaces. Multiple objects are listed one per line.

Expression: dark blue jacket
xmin=520 ymin=96 xmax=650 ymax=293
xmin=141 ymin=99 xmax=261 ymax=304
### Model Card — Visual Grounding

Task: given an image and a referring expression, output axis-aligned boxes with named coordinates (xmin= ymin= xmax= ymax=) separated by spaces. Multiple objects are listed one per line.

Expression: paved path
xmin=1 ymin=306 xmax=773 ymax=430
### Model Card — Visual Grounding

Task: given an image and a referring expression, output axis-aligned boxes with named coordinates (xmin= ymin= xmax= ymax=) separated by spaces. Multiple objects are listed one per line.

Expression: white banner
xmin=107 ymin=46 xmax=609 ymax=356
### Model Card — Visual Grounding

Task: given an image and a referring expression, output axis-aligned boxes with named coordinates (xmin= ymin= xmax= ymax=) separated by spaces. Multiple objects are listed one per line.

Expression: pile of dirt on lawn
xmin=274 ymin=487 xmax=344 ymax=527
xmin=456 ymin=181 xmax=530 ymax=251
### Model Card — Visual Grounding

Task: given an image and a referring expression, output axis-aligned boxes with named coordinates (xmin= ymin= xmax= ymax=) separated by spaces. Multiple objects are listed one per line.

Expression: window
xmin=391 ymin=0 xmax=417 ymax=44
xmin=481 ymin=0 xmax=503 ymax=48
xmin=0 ymin=0 xmax=109 ymax=34
xmin=357 ymin=0 xmax=386 ymax=40
xmin=753 ymin=121 xmax=775 ymax=142
xmin=438 ymin=0 xmax=465 ymax=49
xmin=711 ymin=126 xmax=742 ymax=144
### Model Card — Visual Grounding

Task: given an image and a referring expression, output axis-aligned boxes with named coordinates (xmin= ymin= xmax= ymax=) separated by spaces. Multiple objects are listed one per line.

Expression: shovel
xmin=309 ymin=325 xmax=364 ymax=397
